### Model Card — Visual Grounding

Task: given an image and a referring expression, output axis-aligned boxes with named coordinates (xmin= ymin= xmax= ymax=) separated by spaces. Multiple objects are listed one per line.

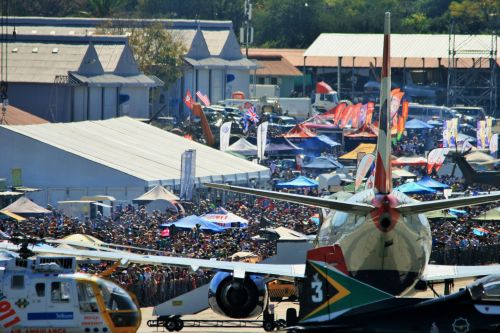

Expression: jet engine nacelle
xmin=208 ymin=272 xmax=268 ymax=318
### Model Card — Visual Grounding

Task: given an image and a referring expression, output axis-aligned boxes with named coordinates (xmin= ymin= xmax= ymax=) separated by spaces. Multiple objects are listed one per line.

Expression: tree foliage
xmin=128 ymin=22 xmax=186 ymax=86
xmin=98 ymin=22 xmax=186 ymax=85
xmin=9 ymin=0 xmax=500 ymax=48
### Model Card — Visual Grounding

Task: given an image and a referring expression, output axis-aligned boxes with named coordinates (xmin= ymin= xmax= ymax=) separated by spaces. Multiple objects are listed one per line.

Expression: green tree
xmin=128 ymin=22 xmax=187 ymax=86
xmin=84 ymin=0 xmax=127 ymax=17
xmin=449 ymin=0 xmax=499 ymax=33
xmin=253 ymin=0 xmax=324 ymax=48
xmin=11 ymin=0 xmax=85 ymax=16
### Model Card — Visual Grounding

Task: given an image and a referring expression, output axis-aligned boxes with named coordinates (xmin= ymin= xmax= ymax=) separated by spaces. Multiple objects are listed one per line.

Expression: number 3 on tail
xmin=311 ymin=273 xmax=323 ymax=303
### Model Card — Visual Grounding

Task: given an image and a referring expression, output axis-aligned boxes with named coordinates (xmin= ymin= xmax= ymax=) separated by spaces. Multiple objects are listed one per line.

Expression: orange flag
xmin=366 ymin=102 xmax=375 ymax=125
xmin=402 ymin=100 xmax=409 ymax=120
xmin=339 ymin=105 xmax=354 ymax=129
xmin=351 ymin=103 xmax=362 ymax=128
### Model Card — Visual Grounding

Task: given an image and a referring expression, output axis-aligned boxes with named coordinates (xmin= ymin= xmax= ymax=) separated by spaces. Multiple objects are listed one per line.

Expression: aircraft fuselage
xmin=316 ymin=189 xmax=432 ymax=295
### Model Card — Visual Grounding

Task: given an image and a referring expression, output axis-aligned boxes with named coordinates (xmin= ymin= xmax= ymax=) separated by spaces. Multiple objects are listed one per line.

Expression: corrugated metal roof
xmin=247 ymin=48 xmax=306 ymax=67
xmin=0 ymin=117 xmax=268 ymax=182
xmin=1 ymin=105 xmax=49 ymax=125
xmin=203 ymin=30 xmax=230 ymax=56
xmin=12 ymin=25 xmax=239 ymax=60
xmin=94 ymin=44 xmax=125 ymax=72
xmin=305 ymin=33 xmax=499 ymax=68
xmin=185 ymin=57 xmax=258 ymax=70
xmin=70 ymin=73 xmax=157 ymax=86
xmin=8 ymin=43 xmax=87 ymax=83
xmin=249 ymin=56 xmax=302 ymax=76
xmin=6 ymin=43 xmax=129 ymax=83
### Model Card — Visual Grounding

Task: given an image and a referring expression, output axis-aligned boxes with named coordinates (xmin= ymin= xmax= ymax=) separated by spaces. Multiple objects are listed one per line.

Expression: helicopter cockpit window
xmin=35 ymin=283 xmax=45 ymax=297
xmin=51 ymin=282 xmax=70 ymax=303
xmin=96 ymin=279 xmax=136 ymax=311
xmin=77 ymin=282 xmax=98 ymax=313
xmin=96 ymin=279 xmax=140 ymax=327
xmin=11 ymin=275 xmax=24 ymax=289
xmin=482 ymin=281 xmax=500 ymax=301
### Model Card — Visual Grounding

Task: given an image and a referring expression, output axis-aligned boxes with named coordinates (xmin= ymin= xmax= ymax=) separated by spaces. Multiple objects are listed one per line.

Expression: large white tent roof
xmin=305 ymin=33 xmax=499 ymax=67
xmin=1 ymin=117 xmax=268 ymax=182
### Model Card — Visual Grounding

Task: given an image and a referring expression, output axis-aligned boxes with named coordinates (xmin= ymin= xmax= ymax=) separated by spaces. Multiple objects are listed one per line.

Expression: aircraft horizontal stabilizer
xmin=396 ymin=192 xmax=500 ymax=215
xmin=204 ymin=183 xmax=374 ymax=214
xmin=423 ymin=264 xmax=500 ymax=281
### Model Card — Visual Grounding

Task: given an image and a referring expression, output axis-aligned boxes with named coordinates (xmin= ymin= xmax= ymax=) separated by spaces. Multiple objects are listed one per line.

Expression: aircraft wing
xmin=204 ymin=183 xmax=374 ymax=214
xmin=423 ymin=264 xmax=500 ymax=281
xmin=397 ymin=192 xmax=500 ymax=215
xmin=0 ymin=243 xmax=305 ymax=279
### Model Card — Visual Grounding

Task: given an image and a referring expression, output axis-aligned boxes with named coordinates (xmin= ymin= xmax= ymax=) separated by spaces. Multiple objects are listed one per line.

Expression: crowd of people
xmin=0 ymin=123 xmax=498 ymax=306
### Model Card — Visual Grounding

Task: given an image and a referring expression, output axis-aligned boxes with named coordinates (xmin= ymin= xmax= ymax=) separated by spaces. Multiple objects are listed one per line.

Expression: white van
xmin=451 ymin=106 xmax=486 ymax=123
xmin=407 ymin=103 xmax=457 ymax=122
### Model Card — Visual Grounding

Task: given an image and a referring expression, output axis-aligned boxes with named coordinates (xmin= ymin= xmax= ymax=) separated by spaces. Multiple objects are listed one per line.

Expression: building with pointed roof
xmin=4 ymin=33 xmax=159 ymax=122
xmin=8 ymin=17 xmax=258 ymax=121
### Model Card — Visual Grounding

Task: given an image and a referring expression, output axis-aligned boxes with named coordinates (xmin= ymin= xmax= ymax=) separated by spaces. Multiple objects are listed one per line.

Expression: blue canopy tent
xmin=298 ymin=135 xmax=341 ymax=156
xmin=303 ymin=156 xmax=343 ymax=170
xmin=416 ymin=175 xmax=450 ymax=190
xmin=396 ymin=182 xmax=436 ymax=195
xmin=263 ymin=137 xmax=302 ymax=157
xmin=405 ymin=119 xmax=434 ymax=130
xmin=163 ymin=215 xmax=225 ymax=233
xmin=276 ymin=176 xmax=318 ymax=189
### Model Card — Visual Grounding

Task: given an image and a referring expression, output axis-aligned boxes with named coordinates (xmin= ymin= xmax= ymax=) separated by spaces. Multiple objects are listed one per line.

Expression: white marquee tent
xmin=0 ymin=117 xmax=268 ymax=205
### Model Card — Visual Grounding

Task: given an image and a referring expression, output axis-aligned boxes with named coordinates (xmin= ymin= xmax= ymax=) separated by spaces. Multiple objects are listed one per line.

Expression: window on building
xmin=258 ymin=77 xmax=265 ymax=84
xmin=270 ymin=77 xmax=278 ymax=85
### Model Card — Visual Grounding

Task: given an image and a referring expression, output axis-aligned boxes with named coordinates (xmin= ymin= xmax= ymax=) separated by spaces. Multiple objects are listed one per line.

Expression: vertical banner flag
xmin=427 ymin=148 xmax=448 ymax=174
xmin=443 ymin=120 xmax=454 ymax=148
xmin=359 ymin=103 xmax=368 ymax=127
xmin=477 ymin=120 xmax=486 ymax=149
xmin=390 ymin=90 xmax=404 ymax=120
xmin=196 ymin=91 xmax=211 ymax=107
xmin=355 ymin=153 xmax=375 ymax=192
xmin=351 ymin=103 xmax=362 ymax=128
xmin=485 ymin=117 xmax=493 ymax=147
xmin=219 ymin=121 xmax=232 ymax=151
xmin=332 ymin=102 xmax=347 ymax=123
xmin=257 ymin=121 xmax=269 ymax=161
xmin=180 ymin=149 xmax=196 ymax=200
xmin=451 ymin=118 xmax=458 ymax=147
xmin=490 ymin=133 xmax=498 ymax=157
xmin=366 ymin=102 xmax=375 ymax=125
xmin=183 ymin=89 xmax=194 ymax=110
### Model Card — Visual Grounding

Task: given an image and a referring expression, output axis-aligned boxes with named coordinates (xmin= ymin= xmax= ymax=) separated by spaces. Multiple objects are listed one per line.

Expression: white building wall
xmin=210 ymin=69 xmax=224 ymax=103
xmin=118 ymin=86 xmax=149 ymax=119
xmin=73 ymin=86 xmax=87 ymax=121
xmin=88 ymin=86 xmax=102 ymax=120
xmin=197 ymin=69 xmax=210 ymax=100
xmin=0 ymin=128 xmax=147 ymax=206
xmin=226 ymin=69 xmax=250 ymax=98
xmin=103 ymin=87 xmax=117 ymax=119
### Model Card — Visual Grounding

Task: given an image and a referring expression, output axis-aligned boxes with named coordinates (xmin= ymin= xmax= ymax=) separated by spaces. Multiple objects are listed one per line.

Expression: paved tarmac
xmin=137 ymin=279 xmax=473 ymax=332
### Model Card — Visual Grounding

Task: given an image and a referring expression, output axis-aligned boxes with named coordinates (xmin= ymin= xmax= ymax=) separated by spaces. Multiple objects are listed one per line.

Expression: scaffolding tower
xmin=447 ymin=28 xmax=498 ymax=116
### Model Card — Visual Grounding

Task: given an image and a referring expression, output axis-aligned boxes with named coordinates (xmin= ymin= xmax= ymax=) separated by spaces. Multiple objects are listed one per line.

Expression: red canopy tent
xmin=283 ymin=124 xmax=317 ymax=138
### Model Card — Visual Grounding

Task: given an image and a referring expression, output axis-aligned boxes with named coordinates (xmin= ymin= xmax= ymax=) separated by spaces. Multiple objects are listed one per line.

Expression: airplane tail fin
xmin=374 ymin=12 xmax=393 ymax=194
xmin=299 ymin=246 xmax=393 ymax=323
